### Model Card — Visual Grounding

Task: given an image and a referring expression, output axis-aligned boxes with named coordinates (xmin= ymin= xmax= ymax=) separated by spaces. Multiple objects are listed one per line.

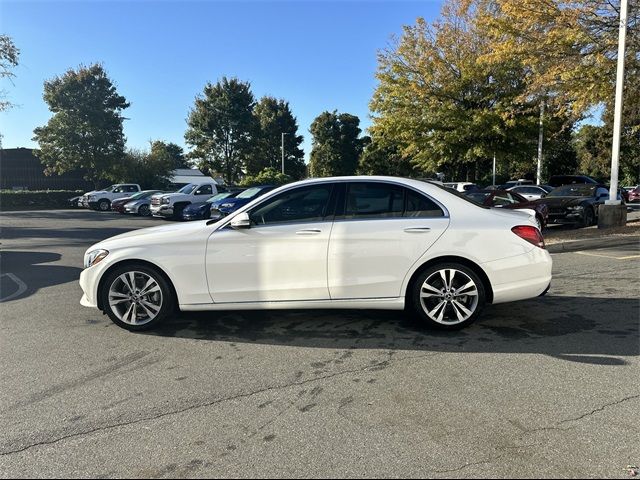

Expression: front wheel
xmin=100 ymin=264 xmax=176 ymax=331
xmin=137 ymin=204 xmax=150 ymax=216
xmin=98 ymin=199 xmax=111 ymax=211
xmin=581 ymin=207 xmax=594 ymax=228
xmin=409 ymin=263 xmax=486 ymax=330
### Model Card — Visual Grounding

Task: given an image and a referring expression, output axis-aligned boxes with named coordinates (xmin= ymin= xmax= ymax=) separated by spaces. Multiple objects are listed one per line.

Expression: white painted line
xmin=574 ymin=251 xmax=640 ymax=260
xmin=0 ymin=273 xmax=28 ymax=302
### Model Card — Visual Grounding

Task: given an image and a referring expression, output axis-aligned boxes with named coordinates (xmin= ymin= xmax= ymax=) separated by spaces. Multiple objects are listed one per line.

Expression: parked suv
xmin=547 ymin=175 xmax=599 ymax=188
xmin=150 ymin=182 xmax=219 ymax=219
xmin=81 ymin=184 xmax=141 ymax=211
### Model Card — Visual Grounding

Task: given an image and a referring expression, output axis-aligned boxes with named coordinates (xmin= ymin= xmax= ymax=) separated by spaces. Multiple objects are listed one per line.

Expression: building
xmin=0 ymin=148 xmax=94 ymax=191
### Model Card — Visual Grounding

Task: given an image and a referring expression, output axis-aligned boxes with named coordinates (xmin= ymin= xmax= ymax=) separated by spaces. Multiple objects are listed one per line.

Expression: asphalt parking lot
xmin=0 ymin=210 xmax=638 ymax=478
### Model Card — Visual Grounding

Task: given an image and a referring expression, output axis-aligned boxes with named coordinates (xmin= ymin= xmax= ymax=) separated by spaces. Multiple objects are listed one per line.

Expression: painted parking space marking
xmin=0 ymin=273 xmax=27 ymax=302
xmin=574 ymin=251 xmax=640 ymax=260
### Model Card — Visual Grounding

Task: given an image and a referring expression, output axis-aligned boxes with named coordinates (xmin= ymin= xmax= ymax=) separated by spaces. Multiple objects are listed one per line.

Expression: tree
xmin=480 ymin=0 xmax=640 ymax=116
xmin=358 ymin=138 xmax=415 ymax=177
xmin=118 ymin=148 xmax=175 ymax=189
xmin=0 ymin=34 xmax=20 ymax=111
xmin=32 ymin=63 xmax=129 ymax=187
xmin=309 ymin=111 xmax=365 ymax=177
xmin=150 ymin=140 xmax=189 ymax=169
xmin=370 ymin=2 xmax=544 ymax=183
xmin=185 ymin=77 xmax=257 ymax=184
xmin=249 ymin=96 xmax=306 ymax=179
xmin=239 ymin=167 xmax=292 ymax=187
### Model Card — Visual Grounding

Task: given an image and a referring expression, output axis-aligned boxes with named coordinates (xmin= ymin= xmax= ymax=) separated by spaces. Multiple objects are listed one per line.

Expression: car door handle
xmin=295 ymin=229 xmax=322 ymax=235
xmin=403 ymin=227 xmax=431 ymax=233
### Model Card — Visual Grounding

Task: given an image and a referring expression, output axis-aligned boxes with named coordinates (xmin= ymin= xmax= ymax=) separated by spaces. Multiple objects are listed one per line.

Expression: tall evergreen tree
xmin=32 ymin=63 xmax=130 ymax=187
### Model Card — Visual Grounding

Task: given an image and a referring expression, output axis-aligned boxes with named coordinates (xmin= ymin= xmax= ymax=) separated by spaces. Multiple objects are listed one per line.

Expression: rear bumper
xmin=483 ymin=247 xmax=553 ymax=304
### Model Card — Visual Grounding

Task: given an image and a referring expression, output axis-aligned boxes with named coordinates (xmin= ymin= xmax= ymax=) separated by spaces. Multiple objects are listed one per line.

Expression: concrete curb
xmin=547 ymin=235 xmax=640 ymax=253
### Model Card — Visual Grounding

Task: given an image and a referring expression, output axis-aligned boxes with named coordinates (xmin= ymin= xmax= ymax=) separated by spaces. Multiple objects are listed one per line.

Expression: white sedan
xmin=80 ymin=177 xmax=552 ymax=331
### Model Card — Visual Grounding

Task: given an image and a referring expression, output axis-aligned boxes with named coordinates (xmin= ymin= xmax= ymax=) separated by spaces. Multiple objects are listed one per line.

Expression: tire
xmin=581 ymin=207 xmax=594 ymax=228
xmin=98 ymin=199 xmax=111 ymax=211
xmin=138 ymin=204 xmax=150 ymax=216
xmin=100 ymin=263 xmax=176 ymax=331
xmin=408 ymin=262 xmax=486 ymax=330
xmin=172 ymin=203 xmax=188 ymax=221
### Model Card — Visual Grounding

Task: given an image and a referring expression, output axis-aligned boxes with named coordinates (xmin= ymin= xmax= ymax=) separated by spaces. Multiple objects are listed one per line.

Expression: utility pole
xmin=537 ymin=100 xmax=544 ymax=185
xmin=281 ymin=132 xmax=289 ymax=174
xmin=607 ymin=0 xmax=628 ymax=206
xmin=492 ymin=153 xmax=496 ymax=186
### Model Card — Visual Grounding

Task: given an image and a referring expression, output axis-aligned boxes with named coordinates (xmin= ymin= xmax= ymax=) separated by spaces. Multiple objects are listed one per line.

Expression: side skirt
xmin=179 ymin=297 xmax=405 ymax=312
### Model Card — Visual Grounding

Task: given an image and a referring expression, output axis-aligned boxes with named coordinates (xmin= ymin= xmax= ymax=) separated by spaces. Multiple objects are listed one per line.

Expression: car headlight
xmin=161 ymin=197 xmax=170 ymax=204
xmin=84 ymin=249 xmax=109 ymax=268
xmin=220 ymin=202 xmax=234 ymax=208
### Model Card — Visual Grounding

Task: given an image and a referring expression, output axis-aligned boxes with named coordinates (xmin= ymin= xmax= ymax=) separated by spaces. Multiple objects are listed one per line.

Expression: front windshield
xmin=129 ymin=191 xmax=149 ymax=200
xmin=177 ymin=184 xmax=197 ymax=194
xmin=547 ymin=184 xmax=596 ymax=197
xmin=206 ymin=192 xmax=232 ymax=203
xmin=236 ymin=187 xmax=263 ymax=199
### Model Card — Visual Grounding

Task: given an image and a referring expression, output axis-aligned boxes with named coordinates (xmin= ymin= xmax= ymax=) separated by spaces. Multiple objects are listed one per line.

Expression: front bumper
xmin=151 ymin=205 xmax=173 ymax=217
xmin=547 ymin=212 xmax=583 ymax=224
xmin=124 ymin=204 xmax=139 ymax=213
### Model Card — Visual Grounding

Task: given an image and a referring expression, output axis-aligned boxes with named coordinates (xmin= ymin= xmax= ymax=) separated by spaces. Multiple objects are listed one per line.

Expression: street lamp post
xmin=281 ymin=132 xmax=289 ymax=174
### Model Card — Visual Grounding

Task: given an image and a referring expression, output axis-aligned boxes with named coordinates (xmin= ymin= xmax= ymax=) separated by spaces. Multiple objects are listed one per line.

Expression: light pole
xmin=281 ymin=132 xmax=289 ymax=174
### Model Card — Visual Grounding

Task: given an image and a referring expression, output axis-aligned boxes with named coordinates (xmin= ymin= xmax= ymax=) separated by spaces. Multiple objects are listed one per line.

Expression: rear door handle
xmin=404 ymin=227 xmax=431 ymax=233
xmin=296 ymin=229 xmax=322 ymax=235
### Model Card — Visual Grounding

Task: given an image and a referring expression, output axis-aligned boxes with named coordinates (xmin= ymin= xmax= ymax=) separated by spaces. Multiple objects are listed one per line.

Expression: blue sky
xmin=0 ymin=0 xmax=442 ymax=160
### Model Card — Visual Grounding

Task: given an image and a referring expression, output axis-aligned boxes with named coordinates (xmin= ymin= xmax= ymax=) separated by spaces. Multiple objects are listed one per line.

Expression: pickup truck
xmin=150 ymin=182 xmax=219 ymax=219
xmin=81 ymin=184 xmax=142 ymax=211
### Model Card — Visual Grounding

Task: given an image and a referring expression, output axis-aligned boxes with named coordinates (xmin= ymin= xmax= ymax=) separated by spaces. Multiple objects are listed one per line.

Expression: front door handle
xmin=404 ymin=227 xmax=431 ymax=233
xmin=296 ymin=229 xmax=322 ymax=235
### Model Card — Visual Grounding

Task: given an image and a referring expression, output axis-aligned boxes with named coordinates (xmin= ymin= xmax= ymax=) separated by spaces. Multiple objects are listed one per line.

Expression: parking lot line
xmin=574 ymin=251 xmax=640 ymax=260
xmin=0 ymin=273 xmax=28 ymax=302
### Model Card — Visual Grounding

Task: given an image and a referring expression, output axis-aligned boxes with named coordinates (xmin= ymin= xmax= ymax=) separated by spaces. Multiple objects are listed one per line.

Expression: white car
xmin=81 ymin=184 xmax=141 ymax=211
xmin=444 ymin=182 xmax=479 ymax=192
xmin=150 ymin=182 xmax=218 ymax=219
xmin=80 ymin=177 xmax=552 ymax=331
xmin=508 ymin=185 xmax=552 ymax=201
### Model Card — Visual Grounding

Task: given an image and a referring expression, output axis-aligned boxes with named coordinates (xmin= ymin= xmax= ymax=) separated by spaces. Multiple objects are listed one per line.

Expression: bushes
xmin=0 ymin=190 xmax=84 ymax=210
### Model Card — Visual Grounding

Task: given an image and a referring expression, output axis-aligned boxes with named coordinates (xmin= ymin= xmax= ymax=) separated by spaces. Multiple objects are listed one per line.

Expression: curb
xmin=547 ymin=235 xmax=640 ymax=254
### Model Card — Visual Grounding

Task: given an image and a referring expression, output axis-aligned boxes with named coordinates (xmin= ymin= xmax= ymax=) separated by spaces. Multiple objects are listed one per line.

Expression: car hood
xmin=126 ymin=198 xmax=148 ymax=206
xmin=534 ymin=196 xmax=587 ymax=208
xmin=84 ymin=190 xmax=107 ymax=196
xmin=184 ymin=202 xmax=208 ymax=211
xmin=91 ymin=221 xmax=208 ymax=251
xmin=213 ymin=197 xmax=248 ymax=208
xmin=112 ymin=196 xmax=132 ymax=203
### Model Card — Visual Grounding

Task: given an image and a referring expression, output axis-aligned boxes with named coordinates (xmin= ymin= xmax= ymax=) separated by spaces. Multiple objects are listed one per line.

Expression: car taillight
xmin=511 ymin=225 xmax=545 ymax=249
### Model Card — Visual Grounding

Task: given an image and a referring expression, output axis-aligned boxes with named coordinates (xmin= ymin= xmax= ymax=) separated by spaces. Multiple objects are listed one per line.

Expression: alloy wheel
xmin=419 ymin=268 xmax=479 ymax=325
xmin=108 ymin=271 xmax=163 ymax=326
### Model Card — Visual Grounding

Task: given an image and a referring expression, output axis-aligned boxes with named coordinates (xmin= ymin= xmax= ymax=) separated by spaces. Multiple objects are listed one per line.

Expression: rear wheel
xmin=409 ymin=263 xmax=486 ymax=330
xmin=100 ymin=264 xmax=176 ymax=331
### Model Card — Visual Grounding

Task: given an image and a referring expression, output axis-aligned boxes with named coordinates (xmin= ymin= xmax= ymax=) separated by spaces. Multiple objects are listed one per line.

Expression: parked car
xmin=209 ymin=185 xmax=276 ymax=216
xmin=465 ymin=189 xmax=549 ymax=230
xmin=547 ymin=175 xmax=599 ymax=188
xmin=531 ymin=184 xmax=622 ymax=227
xmin=508 ymin=185 xmax=551 ymax=201
xmin=181 ymin=191 xmax=244 ymax=221
xmin=111 ymin=190 xmax=164 ymax=214
xmin=500 ymin=179 xmax=534 ymax=189
xmin=79 ymin=176 xmax=551 ymax=332
xmin=67 ymin=195 xmax=83 ymax=208
xmin=444 ymin=182 xmax=479 ymax=192
xmin=81 ymin=184 xmax=142 ymax=211
xmin=150 ymin=181 xmax=219 ymax=220
xmin=628 ymin=185 xmax=640 ymax=203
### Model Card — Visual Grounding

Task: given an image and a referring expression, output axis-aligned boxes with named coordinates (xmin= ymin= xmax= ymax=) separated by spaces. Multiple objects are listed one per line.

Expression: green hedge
xmin=0 ymin=190 xmax=85 ymax=210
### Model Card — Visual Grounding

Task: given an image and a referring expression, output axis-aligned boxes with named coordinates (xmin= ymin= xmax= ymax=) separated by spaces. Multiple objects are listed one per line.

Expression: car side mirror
xmin=230 ymin=212 xmax=251 ymax=229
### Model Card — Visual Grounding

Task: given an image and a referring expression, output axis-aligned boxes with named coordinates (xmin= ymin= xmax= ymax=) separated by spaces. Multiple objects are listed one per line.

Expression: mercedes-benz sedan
xmin=80 ymin=177 xmax=552 ymax=331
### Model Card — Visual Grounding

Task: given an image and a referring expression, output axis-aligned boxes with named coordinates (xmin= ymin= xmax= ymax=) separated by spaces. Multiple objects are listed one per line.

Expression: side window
xmin=113 ymin=186 xmax=124 ymax=193
xmin=126 ymin=186 xmax=137 ymax=192
xmin=405 ymin=189 xmax=444 ymax=217
xmin=345 ymin=183 xmax=403 ymax=219
xmin=196 ymin=185 xmax=212 ymax=195
xmin=493 ymin=193 xmax=517 ymax=206
xmin=250 ymin=184 xmax=333 ymax=226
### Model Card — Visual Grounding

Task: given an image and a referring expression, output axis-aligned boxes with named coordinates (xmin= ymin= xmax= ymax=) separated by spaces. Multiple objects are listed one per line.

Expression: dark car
xmin=547 ymin=175 xmax=600 ymax=188
xmin=628 ymin=185 xmax=640 ymax=203
xmin=465 ymin=189 xmax=549 ymax=230
xmin=111 ymin=190 xmax=164 ymax=214
xmin=181 ymin=191 xmax=244 ymax=221
xmin=531 ymin=184 xmax=622 ymax=227
xmin=210 ymin=185 xmax=277 ymax=216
